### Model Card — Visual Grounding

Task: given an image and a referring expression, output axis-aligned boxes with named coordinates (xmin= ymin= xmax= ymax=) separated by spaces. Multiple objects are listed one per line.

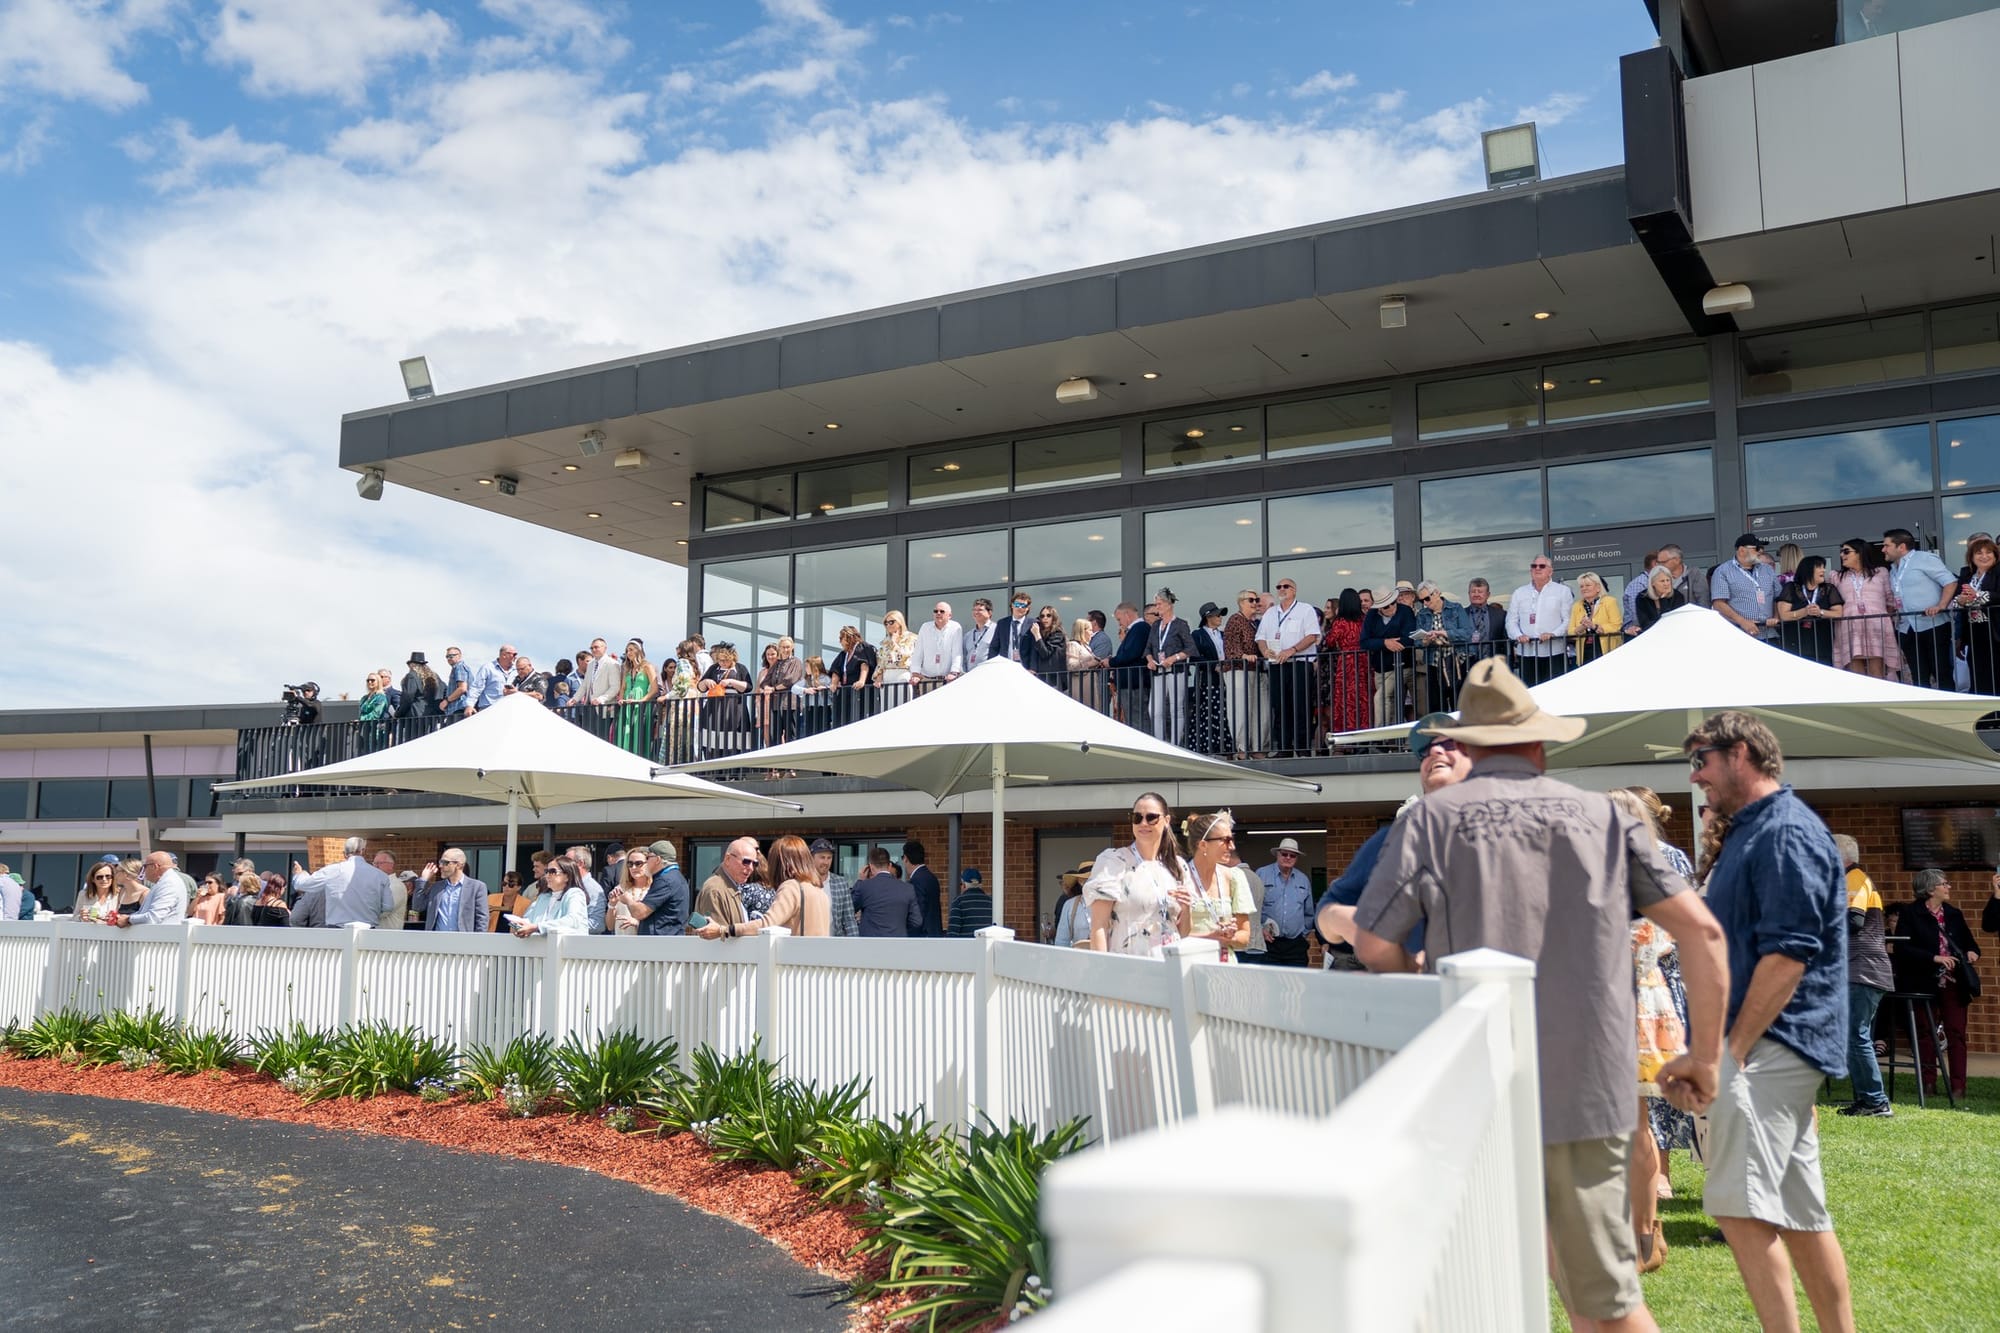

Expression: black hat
xmin=808 ymin=837 xmax=835 ymax=854
xmin=1733 ymin=532 xmax=1767 ymax=550
xmin=406 ymin=651 xmax=427 ymax=666
xmin=301 ymin=681 xmax=320 ymax=693
xmin=1198 ymin=601 xmax=1225 ymax=620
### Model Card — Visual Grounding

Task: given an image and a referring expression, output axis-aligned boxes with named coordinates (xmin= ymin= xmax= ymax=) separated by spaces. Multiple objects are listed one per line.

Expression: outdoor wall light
xmin=1702 ymin=283 xmax=1755 ymax=316
xmin=356 ymin=468 xmax=385 ymax=501
xmin=613 ymin=449 xmax=647 ymax=471
xmin=399 ymin=356 xmax=434 ymax=400
xmin=1379 ymin=295 xmax=1407 ymax=329
xmin=1055 ymin=377 xmax=1099 ymax=404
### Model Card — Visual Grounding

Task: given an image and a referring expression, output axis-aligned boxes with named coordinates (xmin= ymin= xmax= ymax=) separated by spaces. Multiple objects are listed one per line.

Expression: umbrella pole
xmin=504 ymin=790 xmax=521 ymax=885
xmin=990 ymin=743 xmax=1004 ymax=929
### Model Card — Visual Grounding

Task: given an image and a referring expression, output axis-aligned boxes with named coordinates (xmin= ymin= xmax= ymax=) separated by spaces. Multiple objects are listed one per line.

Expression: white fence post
xmin=1438 ymin=948 xmax=1547 ymax=1333
xmin=38 ymin=921 xmax=68 ymax=1017
xmin=755 ymin=926 xmax=790 ymax=1057
xmin=539 ymin=930 xmax=566 ymax=1041
xmin=1161 ymin=937 xmax=1220 ymax=1119
xmin=971 ymin=926 xmax=1015 ymax=1129
xmin=335 ymin=924 xmax=365 ymax=1030
xmin=171 ymin=921 xmax=198 ymax=1022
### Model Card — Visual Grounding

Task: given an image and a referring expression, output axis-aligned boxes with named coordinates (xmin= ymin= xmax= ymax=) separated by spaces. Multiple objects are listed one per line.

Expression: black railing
xmin=225 ymin=610 xmax=2000 ymax=798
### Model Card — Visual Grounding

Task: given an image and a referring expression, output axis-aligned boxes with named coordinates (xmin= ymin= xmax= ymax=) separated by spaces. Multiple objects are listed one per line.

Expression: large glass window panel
xmin=1744 ymin=426 xmax=1932 ymax=509
xmin=30 ymin=853 xmax=82 ymax=912
xmin=1943 ymin=492 xmax=2000 ymax=561
xmin=700 ymin=611 xmax=790 ymax=666
xmin=1740 ymin=314 xmax=1925 ymax=397
xmin=1543 ymin=346 xmax=1709 ymax=422
xmin=1014 ymin=516 xmax=1122 ymax=581
xmin=1547 ymin=449 xmax=1715 ymax=529
xmin=1147 ymin=564 xmax=1263 ymax=628
xmin=906 ymin=589 xmax=1009 ymax=636
xmin=1146 ymin=501 xmax=1260 ymax=570
xmin=1267 ymin=486 xmax=1395 ymax=555
xmin=703 ymin=471 xmax=792 ymax=529
xmin=702 ymin=556 xmax=790 ymax=611
xmin=1422 ymin=536 xmax=1553 ymax=607
xmin=35 ymin=779 xmax=106 ymax=821
xmin=1143 ymin=409 xmax=1263 ymax=474
xmin=910 ymin=441 xmax=1010 ymax=504
xmin=797 ymin=460 xmax=889 ymax=518
xmin=1942 ymin=415 xmax=2000 ymax=491
xmin=1279 ymin=552 xmax=1399 ymax=608
xmin=793 ymin=602 xmax=887 ymax=663
xmin=1029 ymin=576 xmax=1123 ymax=625
xmin=1267 ymin=388 xmax=1392 ymax=458
xmin=1016 ymin=428 xmax=1122 ymax=490
xmin=908 ymin=531 xmax=1009 ymax=592
xmin=794 ymin=544 xmax=887 ymax=603
xmin=1421 ymin=469 xmax=1541 ymax=540
xmin=1417 ymin=370 xmax=1541 ymax=439
xmin=108 ymin=778 xmax=180 ymax=820
xmin=1935 ymin=301 xmax=2000 ymax=376
xmin=0 ymin=780 xmax=25 ymax=821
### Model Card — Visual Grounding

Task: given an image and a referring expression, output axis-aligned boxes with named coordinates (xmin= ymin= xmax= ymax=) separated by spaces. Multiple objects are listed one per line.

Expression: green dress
xmin=616 ymin=667 xmax=654 ymax=756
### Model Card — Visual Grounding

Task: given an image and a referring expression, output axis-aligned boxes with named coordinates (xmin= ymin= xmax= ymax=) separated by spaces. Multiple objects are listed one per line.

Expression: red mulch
xmin=0 ymin=1052 xmax=919 ymax=1330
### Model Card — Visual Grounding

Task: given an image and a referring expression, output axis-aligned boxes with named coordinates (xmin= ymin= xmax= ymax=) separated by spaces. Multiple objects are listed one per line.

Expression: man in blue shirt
xmin=466 ymin=645 xmax=514 ymax=714
xmin=1711 ymin=533 xmax=1781 ymax=640
xmin=632 ymin=839 xmax=689 ymax=937
xmin=1254 ymin=838 xmax=1315 ymax=966
xmin=1883 ymin=528 xmax=1959 ymax=690
xmin=440 ymin=646 xmax=473 ymax=719
xmin=1686 ymin=711 xmax=1854 ymax=1333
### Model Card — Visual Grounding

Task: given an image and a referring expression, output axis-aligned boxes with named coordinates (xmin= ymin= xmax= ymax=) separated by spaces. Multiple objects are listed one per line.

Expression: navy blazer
xmin=1109 ymin=619 xmax=1150 ymax=687
xmin=988 ymin=613 xmax=1037 ymax=667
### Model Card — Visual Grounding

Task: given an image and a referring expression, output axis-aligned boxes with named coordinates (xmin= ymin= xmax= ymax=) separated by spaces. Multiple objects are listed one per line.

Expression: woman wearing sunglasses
xmin=76 ymin=863 xmax=121 ymax=924
xmin=1084 ymin=791 xmax=1193 ymax=956
xmin=1184 ymin=810 xmax=1254 ymax=962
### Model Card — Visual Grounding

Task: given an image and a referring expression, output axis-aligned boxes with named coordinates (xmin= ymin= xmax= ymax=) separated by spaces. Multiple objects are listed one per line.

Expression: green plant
xmin=707 ymin=1073 xmax=870 ymax=1172
xmin=459 ymin=1033 xmax=559 ymax=1104
xmin=246 ymin=1021 xmax=336 ymax=1079
xmin=306 ymin=1023 xmax=454 ymax=1103
xmin=553 ymin=1030 xmax=680 ymax=1115
xmin=643 ymin=1042 xmax=777 ymax=1134
xmin=600 ymin=1105 xmax=636 ymax=1132
xmin=158 ymin=1027 xmax=243 ymax=1077
xmin=856 ymin=1116 xmax=1090 ymax=1331
xmin=118 ymin=1046 xmax=159 ymax=1071
xmin=8 ymin=1010 xmax=103 ymax=1063
xmin=416 ymin=1077 xmax=454 ymax=1104
xmin=804 ymin=1110 xmax=943 ymax=1204
xmin=85 ymin=1009 xmax=180 ymax=1066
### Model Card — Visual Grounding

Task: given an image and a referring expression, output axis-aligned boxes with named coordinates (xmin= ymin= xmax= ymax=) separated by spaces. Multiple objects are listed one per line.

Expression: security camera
xmin=356 ymin=468 xmax=385 ymax=501
xmin=494 ymin=474 xmax=519 ymax=497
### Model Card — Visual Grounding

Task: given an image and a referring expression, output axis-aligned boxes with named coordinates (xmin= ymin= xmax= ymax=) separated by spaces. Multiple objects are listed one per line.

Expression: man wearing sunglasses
xmin=413 ymin=849 xmax=489 ymax=932
xmin=695 ymin=836 xmax=756 ymax=936
xmin=1506 ymin=555 xmax=1575 ymax=686
xmin=988 ymin=590 xmax=1037 ymax=667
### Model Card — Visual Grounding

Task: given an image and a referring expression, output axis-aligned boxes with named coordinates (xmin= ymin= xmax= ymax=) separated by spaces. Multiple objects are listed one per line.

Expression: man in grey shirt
xmin=119 ymin=850 xmax=188 ymax=926
xmin=289 ymin=837 xmax=394 ymax=928
xmin=1354 ymin=658 xmax=1728 ymax=1333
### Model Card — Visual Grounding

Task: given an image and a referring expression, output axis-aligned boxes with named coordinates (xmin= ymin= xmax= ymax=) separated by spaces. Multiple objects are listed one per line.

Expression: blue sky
xmin=0 ymin=0 xmax=1660 ymax=706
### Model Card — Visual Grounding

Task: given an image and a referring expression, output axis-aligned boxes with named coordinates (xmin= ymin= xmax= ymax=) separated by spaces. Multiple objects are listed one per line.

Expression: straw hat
xmin=1421 ymin=658 xmax=1586 ymax=747
xmin=1059 ymin=859 xmax=1095 ymax=890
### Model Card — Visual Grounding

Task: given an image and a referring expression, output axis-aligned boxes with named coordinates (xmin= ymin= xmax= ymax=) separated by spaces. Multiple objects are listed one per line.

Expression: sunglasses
xmin=1421 ymin=737 xmax=1462 ymax=756
xmin=1130 ymin=811 xmax=1164 ymax=825
xmin=1013 ymin=601 xmax=1030 ymax=609
xmin=1202 ymin=835 xmax=1236 ymax=845
xmin=1530 ymin=562 xmax=1551 ymax=570
xmin=1276 ymin=583 xmax=1295 ymax=591
xmin=625 ymin=858 xmax=647 ymax=867
xmin=1687 ymin=745 xmax=1723 ymax=773
xmin=738 ymin=855 xmax=759 ymax=865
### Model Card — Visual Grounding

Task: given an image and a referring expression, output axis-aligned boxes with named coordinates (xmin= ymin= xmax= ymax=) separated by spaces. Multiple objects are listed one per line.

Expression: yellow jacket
xmin=1567 ymin=595 xmax=1624 ymax=651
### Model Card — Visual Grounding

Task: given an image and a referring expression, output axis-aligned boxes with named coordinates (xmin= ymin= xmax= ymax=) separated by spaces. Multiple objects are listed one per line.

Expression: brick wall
xmin=302 ymin=834 xmax=442 ymax=874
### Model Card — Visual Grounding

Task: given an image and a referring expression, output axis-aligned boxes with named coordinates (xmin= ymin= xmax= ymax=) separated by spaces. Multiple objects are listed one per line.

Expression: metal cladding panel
xmin=1315 ymin=194 xmax=1539 ymax=291
xmin=1118 ymin=238 xmax=1315 ymax=328
xmin=939 ymin=275 xmax=1118 ymax=360
xmin=634 ymin=338 xmax=782 ymax=412
xmin=1738 ymin=384 xmax=1934 ymax=437
xmin=386 ymin=391 xmax=509 ymax=458
xmin=506 ymin=366 xmax=636 ymax=436
xmin=779 ymin=308 xmax=940 ymax=387
xmin=1534 ymin=176 xmax=1642 ymax=255
xmin=1683 ymin=68 xmax=1765 ymax=241
xmin=1753 ymin=37 xmax=1906 ymax=231
xmin=1900 ymin=8 xmax=2000 ymax=205
xmin=340 ymin=413 xmax=390 ymax=466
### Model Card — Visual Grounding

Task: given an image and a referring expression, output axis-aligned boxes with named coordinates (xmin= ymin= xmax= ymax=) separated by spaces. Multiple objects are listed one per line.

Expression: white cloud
xmin=477 ymin=0 xmax=628 ymax=64
xmin=663 ymin=0 xmax=871 ymax=102
xmin=0 ymin=0 xmax=174 ymax=110
xmin=132 ymin=119 xmax=286 ymax=191
xmin=1288 ymin=69 xmax=1358 ymax=99
xmin=1371 ymin=89 xmax=1407 ymax=114
xmin=1515 ymin=91 xmax=1588 ymax=128
xmin=0 ymin=109 xmax=52 ymax=171
xmin=209 ymin=0 xmax=450 ymax=103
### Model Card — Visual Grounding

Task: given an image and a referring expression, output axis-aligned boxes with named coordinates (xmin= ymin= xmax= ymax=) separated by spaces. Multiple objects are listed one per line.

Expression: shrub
xmin=707 ymin=1073 xmax=870 ymax=1173
xmin=118 ymin=1046 xmax=160 ymax=1071
xmin=459 ymin=1034 xmax=559 ymax=1105
xmin=416 ymin=1078 xmax=454 ymax=1104
xmin=307 ymin=1023 xmax=454 ymax=1103
xmin=246 ymin=1022 xmax=336 ymax=1080
xmin=643 ymin=1042 xmax=777 ymax=1134
xmin=85 ymin=1009 xmax=179 ymax=1067
xmin=8 ymin=1010 xmax=102 ymax=1063
xmin=856 ymin=1116 xmax=1090 ymax=1330
xmin=804 ymin=1110 xmax=943 ymax=1205
xmin=498 ymin=1072 xmax=546 ymax=1118
xmin=158 ymin=1028 xmax=243 ymax=1077
xmin=552 ymin=1030 xmax=680 ymax=1115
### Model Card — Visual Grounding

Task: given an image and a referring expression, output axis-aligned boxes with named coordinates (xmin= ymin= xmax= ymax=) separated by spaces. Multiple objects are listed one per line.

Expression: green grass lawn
xmin=1550 ymin=1075 xmax=2000 ymax=1331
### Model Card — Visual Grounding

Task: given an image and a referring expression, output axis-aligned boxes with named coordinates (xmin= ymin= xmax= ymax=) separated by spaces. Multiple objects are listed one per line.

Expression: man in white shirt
xmin=1256 ymin=575 xmax=1322 ymax=754
xmin=290 ymin=836 xmax=395 ymax=928
xmin=962 ymin=599 xmax=997 ymax=670
xmin=586 ymin=637 xmax=622 ymax=705
xmin=371 ymin=851 xmax=409 ymax=928
xmin=1505 ymin=554 xmax=1576 ymax=685
xmin=119 ymin=851 xmax=188 ymax=926
xmin=912 ymin=601 xmax=965 ymax=689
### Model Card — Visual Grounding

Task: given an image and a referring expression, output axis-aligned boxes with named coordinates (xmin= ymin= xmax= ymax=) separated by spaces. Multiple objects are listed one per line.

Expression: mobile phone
xmin=688 ymin=912 xmax=709 ymax=930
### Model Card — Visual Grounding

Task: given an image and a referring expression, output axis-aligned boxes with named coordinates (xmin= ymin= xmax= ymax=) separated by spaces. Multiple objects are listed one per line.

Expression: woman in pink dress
xmin=1317 ymin=588 xmax=1373 ymax=742
xmin=1833 ymin=537 xmax=1902 ymax=677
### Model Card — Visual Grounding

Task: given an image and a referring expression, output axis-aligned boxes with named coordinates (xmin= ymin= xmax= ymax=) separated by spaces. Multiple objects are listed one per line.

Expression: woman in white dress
xmin=1183 ymin=810 xmax=1254 ymax=961
xmin=1085 ymin=791 xmax=1193 ymax=955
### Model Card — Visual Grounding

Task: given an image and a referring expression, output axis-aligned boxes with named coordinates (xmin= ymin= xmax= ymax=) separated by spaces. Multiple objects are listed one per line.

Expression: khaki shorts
xmin=1544 ymin=1135 xmax=1645 ymax=1321
xmin=1702 ymin=1038 xmax=1834 ymax=1232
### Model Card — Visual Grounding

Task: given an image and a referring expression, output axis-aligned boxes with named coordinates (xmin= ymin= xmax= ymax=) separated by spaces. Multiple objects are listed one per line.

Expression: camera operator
xmin=280 ymin=682 xmax=322 ymax=727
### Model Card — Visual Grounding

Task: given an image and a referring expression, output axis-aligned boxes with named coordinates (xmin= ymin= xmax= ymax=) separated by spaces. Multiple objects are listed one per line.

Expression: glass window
xmin=1547 ymin=449 xmax=1715 ymax=529
xmin=1267 ymin=388 xmax=1392 ymax=458
xmin=1014 ymin=516 xmax=1122 ymax=581
xmin=108 ymin=778 xmax=180 ymax=820
xmin=1740 ymin=314 xmax=1925 ymax=397
xmin=702 ymin=556 xmax=790 ymax=611
xmin=797 ymin=460 xmax=889 ymax=518
xmin=794 ymin=544 xmax=886 ymax=603
xmin=29 ymin=853 xmax=82 ymax=912
xmin=1146 ymin=501 xmax=1260 ymax=569
xmin=905 ymin=589 xmax=1008 ymax=634
xmin=35 ymin=779 xmax=107 ymax=821
xmin=700 ymin=611 xmax=790 ymax=667
xmin=1143 ymin=409 xmax=1263 ymax=474
xmin=1421 ymin=469 xmax=1541 ymax=539
xmin=793 ymin=602 xmax=887 ymax=663
xmin=1146 ymin=564 xmax=1264 ymax=629
xmin=1016 ymin=428 xmax=1122 ymax=490
xmin=189 ymin=778 xmax=220 ymax=819
xmin=1418 ymin=370 xmax=1541 ymax=439
xmin=1543 ymin=346 xmax=1709 ymax=423
xmin=1935 ymin=301 xmax=2000 ymax=376
xmin=1422 ymin=536 xmax=1553 ymax=607
xmin=1279 ymin=552 xmax=1399 ymax=608
xmin=1943 ymin=493 xmax=2000 ymax=562
xmin=1942 ymin=415 xmax=2000 ymax=491
xmin=1744 ymin=425 xmax=1932 ymax=509
xmin=1267 ymin=486 xmax=1395 ymax=554
xmin=908 ymin=530 xmax=1009 ymax=592
xmin=910 ymin=441 xmax=1010 ymax=504
xmin=703 ymin=471 xmax=792 ymax=529
xmin=1027 ymin=576 xmax=1124 ymax=624
xmin=0 ymin=780 xmax=24 ymax=821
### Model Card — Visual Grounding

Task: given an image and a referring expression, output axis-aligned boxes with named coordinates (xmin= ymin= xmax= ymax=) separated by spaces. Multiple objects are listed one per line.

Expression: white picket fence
xmin=0 ymin=919 xmax=1546 ymax=1332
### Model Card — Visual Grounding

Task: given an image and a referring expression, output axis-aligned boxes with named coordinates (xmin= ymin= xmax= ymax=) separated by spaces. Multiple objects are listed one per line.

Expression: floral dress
xmin=1186 ymin=862 xmax=1256 ymax=962
xmin=1316 ymin=617 xmax=1371 ymax=737
xmin=877 ymin=632 xmax=918 ymax=687
xmin=1643 ymin=841 xmax=1698 ymax=1152
xmin=1835 ymin=568 xmax=1903 ymax=670
xmin=1082 ymin=844 xmax=1189 ymax=957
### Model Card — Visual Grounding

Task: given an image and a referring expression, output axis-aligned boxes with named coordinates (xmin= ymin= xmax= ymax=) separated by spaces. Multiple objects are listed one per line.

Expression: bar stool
xmin=1880 ymin=992 xmax=1952 ymax=1108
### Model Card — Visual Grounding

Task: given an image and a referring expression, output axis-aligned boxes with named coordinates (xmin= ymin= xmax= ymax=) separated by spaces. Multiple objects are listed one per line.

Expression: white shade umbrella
xmin=676 ymin=659 xmax=1320 ymax=925
xmin=219 ymin=694 xmax=800 ymax=872
xmin=1330 ymin=605 xmax=2000 ymax=775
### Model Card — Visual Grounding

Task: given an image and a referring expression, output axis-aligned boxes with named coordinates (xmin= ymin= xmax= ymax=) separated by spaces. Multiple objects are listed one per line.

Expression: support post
xmin=971 ymin=925 xmax=1015 ymax=1130
xmin=335 ymin=923 xmax=366 ymax=1029
xmin=172 ymin=920 xmax=198 ymax=1024
xmin=503 ymin=790 xmax=522 ymax=886
xmin=38 ymin=920 xmax=68 ymax=1018
xmin=755 ymin=926 xmax=791 ymax=1059
xmin=990 ymin=742 xmax=1005 ymax=929
xmin=1161 ymin=936 xmax=1221 ymax=1119
xmin=539 ymin=929 xmax=566 ymax=1041
xmin=947 ymin=812 xmax=962 ymax=915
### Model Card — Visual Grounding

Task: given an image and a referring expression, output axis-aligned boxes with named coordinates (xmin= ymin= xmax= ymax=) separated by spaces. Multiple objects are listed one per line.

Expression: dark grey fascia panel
xmin=1536 ymin=410 xmax=1717 ymax=461
xmin=387 ymin=391 xmax=509 ymax=459
xmin=635 ymin=338 xmax=783 ymax=414
xmin=1118 ymin=237 xmax=1317 ymax=328
xmin=1932 ymin=373 xmax=2000 ymax=416
xmin=939 ymin=275 xmax=1118 ymax=360
xmin=340 ymin=413 xmax=391 ymax=467
xmin=1537 ymin=176 xmax=1642 ymax=255
xmin=1738 ymin=385 xmax=1934 ymax=438
xmin=507 ymin=366 xmax=637 ymax=436
xmin=1317 ymin=193 xmax=1540 ymax=291
xmin=0 ymin=701 xmax=358 ymax=738
xmin=780 ymin=308 xmax=940 ymax=387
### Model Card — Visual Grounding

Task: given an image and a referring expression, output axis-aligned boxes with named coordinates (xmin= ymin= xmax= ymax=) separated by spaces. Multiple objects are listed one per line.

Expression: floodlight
xmin=356 ymin=468 xmax=385 ymax=501
xmin=1481 ymin=123 xmax=1540 ymax=188
xmin=399 ymin=356 xmax=434 ymax=400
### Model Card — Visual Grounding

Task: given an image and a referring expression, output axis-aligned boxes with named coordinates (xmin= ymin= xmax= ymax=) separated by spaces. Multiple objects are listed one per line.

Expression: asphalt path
xmin=0 ymin=1087 xmax=848 ymax=1331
